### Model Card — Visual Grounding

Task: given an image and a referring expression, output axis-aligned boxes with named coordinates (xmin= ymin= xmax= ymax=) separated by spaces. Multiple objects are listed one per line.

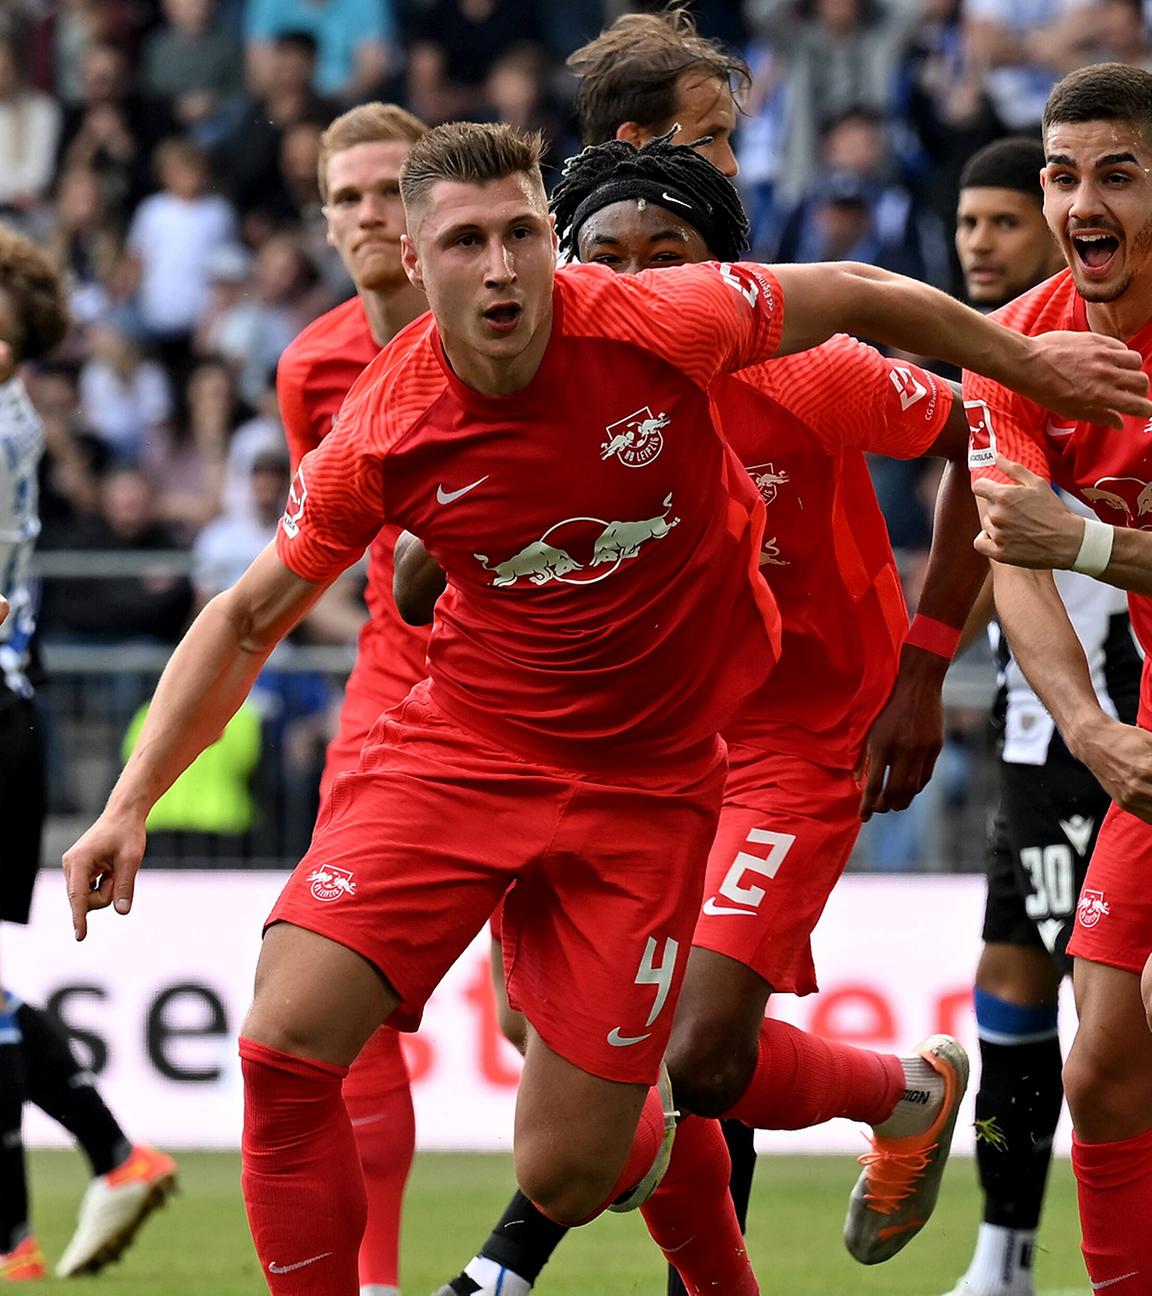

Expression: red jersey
xmin=964 ymin=269 xmax=1152 ymax=661
xmin=717 ymin=336 xmax=953 ymax=766
xmin=277 ymin=296 xmax=429 ymax=714
xmin=276 ymin=260 xmax=785 ymax=771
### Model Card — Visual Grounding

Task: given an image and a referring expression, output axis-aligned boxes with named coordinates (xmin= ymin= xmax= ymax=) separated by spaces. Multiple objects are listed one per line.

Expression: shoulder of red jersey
xmin=331 ymin=311 xmax=447 ymax=452
xmin=990 ymin=268 xmax=1078 ymax=335
xmin=279 ymin=296 xmax=375 ymax=377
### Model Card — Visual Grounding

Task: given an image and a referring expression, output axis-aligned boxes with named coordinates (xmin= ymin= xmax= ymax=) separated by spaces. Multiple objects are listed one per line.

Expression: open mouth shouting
xmin=1071 ymin=228 xmax=1121 ymax=279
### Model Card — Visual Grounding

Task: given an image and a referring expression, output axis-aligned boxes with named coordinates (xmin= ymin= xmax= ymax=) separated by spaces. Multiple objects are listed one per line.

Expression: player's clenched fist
xmin=62 ymin=811 xmax=147 ymax=940
xmin=973 ymin=455 xmax=1084 ymax=568
xmin=1022 ymin=330 xmax=1150 ymax=428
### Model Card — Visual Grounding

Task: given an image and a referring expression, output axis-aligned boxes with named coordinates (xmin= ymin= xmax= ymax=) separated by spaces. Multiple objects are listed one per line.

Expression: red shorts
xmin=691 ymin=745 xmax=862 ymax=995
xmin=1066 ymin=799 xmax=1152 ymax=974
xmin=269 ymin=680 xmax=726 ymax=1084
xmin=319 ymin=685 xmax=400 ymax=805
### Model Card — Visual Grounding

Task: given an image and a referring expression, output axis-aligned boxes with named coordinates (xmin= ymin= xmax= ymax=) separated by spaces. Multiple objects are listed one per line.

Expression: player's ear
xmin=548 ymin=212 xmax=558 ymax=255
xmin=401 ymin=233 xmax=423 ymax=288
xmin=615 ymin=121 xmax=647 ymax=149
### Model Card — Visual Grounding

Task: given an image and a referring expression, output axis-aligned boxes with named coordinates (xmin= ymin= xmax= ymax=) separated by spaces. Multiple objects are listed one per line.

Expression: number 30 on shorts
xmin=711 ymin=828 xmax=796 ymax=913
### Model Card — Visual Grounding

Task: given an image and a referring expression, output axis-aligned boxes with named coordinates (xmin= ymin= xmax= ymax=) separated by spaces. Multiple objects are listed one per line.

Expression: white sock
xmin=873 ymin=1055 xmax=947 ymax=1138
xmin=956 ymin=1223 xmax=1036 ymax=1295
xmin=465 ymin=1255 xmax=532 ymax=1295
xmin=360 ymin=1287 xmax=400 ymax=1296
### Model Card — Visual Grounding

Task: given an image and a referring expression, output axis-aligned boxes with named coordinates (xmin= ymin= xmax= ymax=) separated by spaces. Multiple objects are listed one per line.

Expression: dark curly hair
xmin=0 ymin=227 xmax=69 ymax=362
xmin=551 ymin=131 xmax=749 ymax=263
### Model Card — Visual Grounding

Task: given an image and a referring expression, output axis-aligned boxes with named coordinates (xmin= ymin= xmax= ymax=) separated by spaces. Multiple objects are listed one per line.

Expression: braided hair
xmin=551 ymin=130 xmax=749 ymax=264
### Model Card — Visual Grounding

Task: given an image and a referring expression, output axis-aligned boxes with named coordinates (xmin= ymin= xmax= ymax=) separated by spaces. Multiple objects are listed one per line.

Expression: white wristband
xmin=1071 ymin=517 xmax=1114 ymax=576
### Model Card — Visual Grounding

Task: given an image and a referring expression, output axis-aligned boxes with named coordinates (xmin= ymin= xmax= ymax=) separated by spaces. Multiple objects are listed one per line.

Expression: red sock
xmin=641 ymin=1116 xmax=758 ymax=1295
xmin=724 ymin=1019 xmax=904 ymax=1129
xmin=240 ymin=1037 xmax=365 ymax=1294
xmin=343 ymin=1028 xmax=414 ymax=1290
xmin=1073 ymin=1126 xmax=1152 ymax=1289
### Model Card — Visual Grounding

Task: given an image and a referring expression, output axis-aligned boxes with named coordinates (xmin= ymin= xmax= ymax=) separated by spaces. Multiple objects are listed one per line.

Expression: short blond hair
xmin=400 ymin=121 xmax=545 ymax=215
xmin=318 ymin=102 xmax=428 ymax=201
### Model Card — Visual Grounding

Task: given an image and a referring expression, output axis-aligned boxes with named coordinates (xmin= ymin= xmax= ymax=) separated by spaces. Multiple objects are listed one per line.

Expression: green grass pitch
xmin=26 ymin=1149 xmax=1089 ymax=1294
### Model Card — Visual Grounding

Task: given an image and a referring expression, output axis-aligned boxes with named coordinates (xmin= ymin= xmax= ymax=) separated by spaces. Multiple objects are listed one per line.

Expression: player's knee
xmin=666 ymin=1012 xmax=756 ymax=1118
xmin=1064 ymin=1040 xmax=1152 ymax=1137
xmin=515 ymin=1149 xmax=615 ymax=1226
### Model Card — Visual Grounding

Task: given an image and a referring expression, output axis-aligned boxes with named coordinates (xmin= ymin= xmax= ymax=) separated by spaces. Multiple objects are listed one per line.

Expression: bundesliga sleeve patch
xmin=965 ymin=399 xmax=997 ymax=468
xmin=281 ymin=468 xmax=307 ymax=539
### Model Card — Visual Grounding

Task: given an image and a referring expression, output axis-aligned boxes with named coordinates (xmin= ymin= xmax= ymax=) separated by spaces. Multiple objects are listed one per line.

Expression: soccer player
xmin=945 ymin=138 xmax=1141 ymax=1296
xmin=277 ymin=101 xmax=429 ymax=1296
xmin=432 ymin=130 xmax=988 ymax=1296
xmin=63 ymin=122 xmax=1148 ymax=1296
xmin=964 ymin=62 xmax=1152 ymax=1292
xmin=0 ymin=232 xmax=176 ymax=1283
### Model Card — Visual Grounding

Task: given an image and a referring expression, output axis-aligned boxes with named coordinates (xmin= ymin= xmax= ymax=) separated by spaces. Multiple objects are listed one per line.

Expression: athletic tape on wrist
xmin=904 ymin=614 xmax=961 ymax=661
xmin=1071 ymin=516 xmax=1114 ymax=577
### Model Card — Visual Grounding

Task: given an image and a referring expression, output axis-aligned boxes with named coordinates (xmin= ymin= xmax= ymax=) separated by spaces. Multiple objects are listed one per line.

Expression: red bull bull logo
xmin=965 ymin=400 xmax=997 ymax=469
xmin=1076 ymin=888 xmax=1110 ymax=929
xmin=600 ymin=407 xmax=670 ymax=467
xmin=747 ymin=462 xmax=790 ymax=506
xmin=1082 ymin=476 xmax=1152 ymax=527
xmin=307 ymin=866 xmax=357 ymax=903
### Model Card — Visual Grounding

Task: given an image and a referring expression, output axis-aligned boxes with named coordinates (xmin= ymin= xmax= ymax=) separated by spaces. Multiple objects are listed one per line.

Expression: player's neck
xmin=440 ymin=305 xmax=554 ymax=396
xmin=1083 ymin=276 xmax=1152 ymax=343
xmin=360 ymin=279 xmax=428 ymax=348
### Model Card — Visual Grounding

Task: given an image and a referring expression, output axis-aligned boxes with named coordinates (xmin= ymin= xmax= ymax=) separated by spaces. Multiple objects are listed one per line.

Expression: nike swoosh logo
xmin=436 ymin=475 xmax=489 ymax=505
xmin=1045 ymin=421 xmax=1077 ymax=436
xmin=1093 ymin=1273 xmax=1140 ymax=1290
xmin=607 ymin=1027 xmax=652 ymax=1047
xmin=268 ymin=1253 xmax=333 ymax=1274
xmin=701 ymin=898 xmax=757 ymax=917
xmin=661 ymin=191 xmax=692 ymax=209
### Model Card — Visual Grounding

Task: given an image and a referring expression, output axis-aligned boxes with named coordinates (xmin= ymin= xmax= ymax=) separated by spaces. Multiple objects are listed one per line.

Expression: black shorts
xmin=0 ymin=689 xmax=45 ymax=925
xmin=982 ymin=741 xmax=1112 ymax=976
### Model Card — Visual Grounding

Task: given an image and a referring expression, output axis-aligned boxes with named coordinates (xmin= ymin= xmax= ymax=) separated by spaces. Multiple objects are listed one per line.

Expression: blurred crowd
xmin=3 ymin=0 xmax=1147 ymax=857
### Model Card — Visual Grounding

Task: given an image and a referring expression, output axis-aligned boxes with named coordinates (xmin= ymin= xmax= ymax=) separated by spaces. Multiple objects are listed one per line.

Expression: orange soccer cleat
xmin=844 ymin=1034 xmax=970 ymax=1265
xmin=0 ymin=1236 xmax=47 ymax=1282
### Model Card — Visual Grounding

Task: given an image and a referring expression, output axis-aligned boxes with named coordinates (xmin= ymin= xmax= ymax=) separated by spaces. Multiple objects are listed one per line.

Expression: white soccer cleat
xmin=609 ymin=1061 xmax=678 ymax=1213
xmin=55 ymin=1144 xmax=178 ymax=1277
xmin=844 ymin=1034 xmax=969 ymax=1264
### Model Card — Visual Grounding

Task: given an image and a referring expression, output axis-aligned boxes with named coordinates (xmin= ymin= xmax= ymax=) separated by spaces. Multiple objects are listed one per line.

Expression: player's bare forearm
xmin=858 ymin=463 xmax=983 ymax=819
xmin=394 ymin=529 xmax=446 ymax=626
xmin=769 ymin=262 xmax=1151 ymax=428
xmin=1088 ymin=526 xmax=1152 ymax=596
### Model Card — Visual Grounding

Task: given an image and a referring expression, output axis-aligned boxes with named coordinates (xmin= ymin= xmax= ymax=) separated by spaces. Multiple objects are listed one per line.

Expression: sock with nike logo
xmin=723 ymin=1018 xmax=905 ymax=1130
xmin=641 ymin=1115 xmax=759 ymax=1296
xmin=1073 ymin=1125 xmax=1152 ymax=1292
xmin=240 ymin=1037 xmax=364 ymax=1293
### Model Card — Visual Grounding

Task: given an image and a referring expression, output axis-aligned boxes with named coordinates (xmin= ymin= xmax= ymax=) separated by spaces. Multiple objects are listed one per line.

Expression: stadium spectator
xmin=203 ymin=233 xmax=322 ymax=407
xmin=25 ymin=360 xmax=107 ymax=539
xmin=78 ymin=318 xmax=172 ymax=464
xmin=56 ymin=41 xmax=174 ymax=216
xmin=139 ymin=0 xmax=245 ymax=143
xmin=123 ymin=138 xmax=237 ymax=372
xmin=406 ymin=0 xmax=545 ymax=125
xmin=0 ymin=32 xmax=61 ymax=219
xmin=245 ymin=0 xmax=396 ymax=103
xmin=39 ymin=465 xmax=193 ymax=647
xmin=744 ymin=0 xmax=920 ymax=201
xmin=219 ymin=32 xmax=335 ymax=224
xmin=964 ymin=0 xmax=1101 ymax=131
xmin=43 ymin=166 xmax=124 ymax=334
xmin=28 ymin=0 xmax=142 ymax=104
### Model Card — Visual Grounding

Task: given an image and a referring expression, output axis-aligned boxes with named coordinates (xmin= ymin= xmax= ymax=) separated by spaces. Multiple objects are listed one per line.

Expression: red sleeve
xmin=962 ymin=367 xmax=1052 ymax=486
xmin=277 ymin=345 xmax=325 ymax=472
xmin=733 ymin=335 xmax=954 ymax=458
xmin=274 ymin=383 xmax=387 ymax=583
xmin=567 ymin=261 xmax=785 ymax=388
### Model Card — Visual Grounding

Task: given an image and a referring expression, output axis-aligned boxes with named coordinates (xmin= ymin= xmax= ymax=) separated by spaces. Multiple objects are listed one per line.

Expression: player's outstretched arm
xmin=859 ymin=397 xmax=988 ymax=818
xmin=768 ymin=262 xmax=1151 ymax=429
xmin=989 ymin=535 xmax=1152 ymax=823
xmin=63 ymin=545 xmax=331 ymax=939
xmin=393 ymin=529 xmax=446 ymax=626
xmin=975 ymin=454 xmax=1152 ymax=595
